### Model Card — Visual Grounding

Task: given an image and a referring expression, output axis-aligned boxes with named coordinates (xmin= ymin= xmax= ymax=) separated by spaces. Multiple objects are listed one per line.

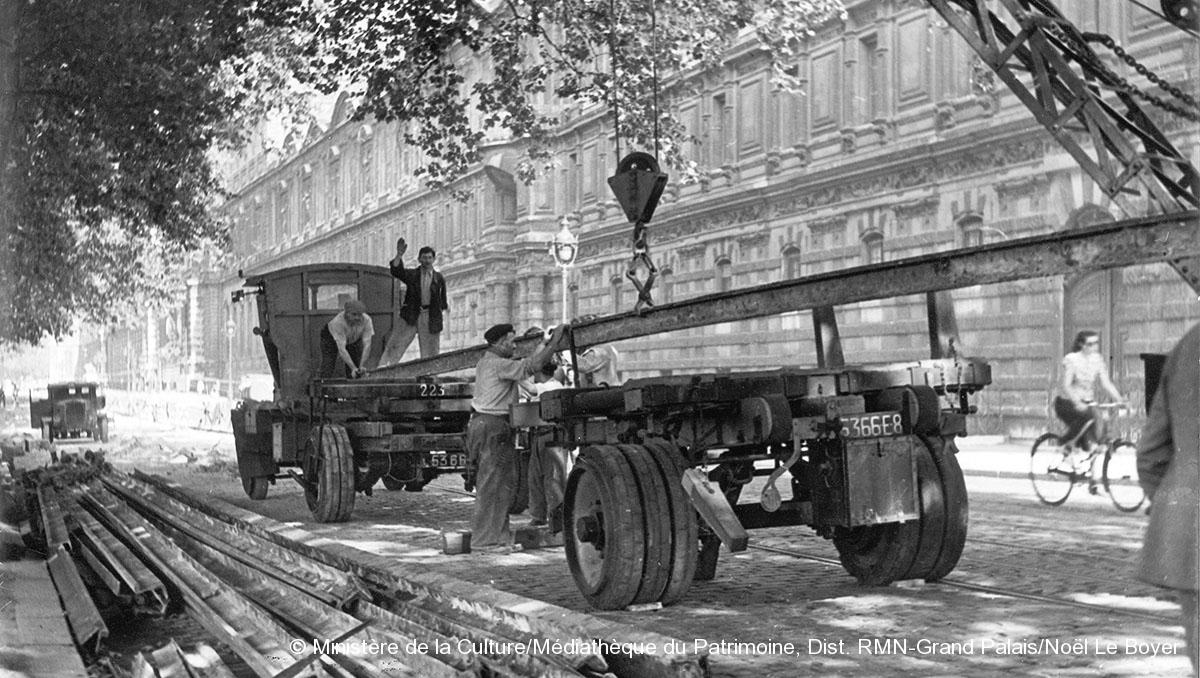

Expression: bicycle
xmin=1029 ymin=403 xmax=1145 ymax=512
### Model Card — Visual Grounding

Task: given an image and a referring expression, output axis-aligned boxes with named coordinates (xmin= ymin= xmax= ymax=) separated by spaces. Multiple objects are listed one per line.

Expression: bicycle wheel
xmin=1029 ymin=433 xmax=1074 ymax=505
xmin=1103 ymin=441 xmax=1145 ymax=512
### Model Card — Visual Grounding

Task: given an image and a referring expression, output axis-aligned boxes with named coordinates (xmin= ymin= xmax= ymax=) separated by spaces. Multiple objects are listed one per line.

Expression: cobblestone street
xmin=82 ymin=414 xmax=1192 ymax=678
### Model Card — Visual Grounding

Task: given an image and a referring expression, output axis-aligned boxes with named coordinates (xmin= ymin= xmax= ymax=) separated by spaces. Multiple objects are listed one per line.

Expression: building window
xmin=958 ymin=214 xmax=983 ymax=247
xmin=863 ymin=231 xmax=884 ymax=265
xmin=783 ymin=245 xmax=803 ymax=278
xmin=610 ymin=276 xmax=624 ymax=313
xmin=360 ymin=137 xmax=374 ymax=201
xmin=275 ymin=184 xmax=290 ymax=240
xmin=658 ymin=267 xmax=673 ymax=303
xmin=300 ymin=175 xmax=313 ymax=230
xmin=716 ymin=258 xmax=733 ymax=293
xmin=328 ymin=158 xmax=341 ymax=216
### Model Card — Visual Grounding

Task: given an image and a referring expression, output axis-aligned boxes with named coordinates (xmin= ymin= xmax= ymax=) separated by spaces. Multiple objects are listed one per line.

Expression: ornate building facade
xmin=107 ymin=0 xmax=1199 ymax=439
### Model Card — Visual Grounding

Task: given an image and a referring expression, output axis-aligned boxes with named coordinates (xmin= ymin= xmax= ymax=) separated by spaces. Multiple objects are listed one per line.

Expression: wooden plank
xmin=373 ymin=211 xmax=1200 ymax=378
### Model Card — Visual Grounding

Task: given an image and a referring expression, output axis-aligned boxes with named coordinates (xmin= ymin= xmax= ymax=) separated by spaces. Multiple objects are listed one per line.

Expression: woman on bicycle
xmin=1055 ymin=330 xmax=1125 ymax=451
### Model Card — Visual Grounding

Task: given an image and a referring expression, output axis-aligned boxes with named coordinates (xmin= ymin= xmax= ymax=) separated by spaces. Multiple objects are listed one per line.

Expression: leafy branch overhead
xmin=274 ymin=0 xmax=843 ymax=188
xmin=0 ymin=0 xmax=840 ymax=345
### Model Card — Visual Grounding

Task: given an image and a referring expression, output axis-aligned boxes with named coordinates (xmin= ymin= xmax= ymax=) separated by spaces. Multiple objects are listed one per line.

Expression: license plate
xmin=840 ymin=412 xmax=904 ymax=439
xmin=428 ymin=451 xmax=467 ymax=468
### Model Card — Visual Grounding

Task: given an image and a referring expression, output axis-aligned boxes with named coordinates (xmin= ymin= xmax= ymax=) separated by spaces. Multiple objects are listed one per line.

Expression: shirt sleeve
xmin=362 ymin=315 xmax=375 ymax=342
xmin=327 ymin=316 xmax=348 ymax=345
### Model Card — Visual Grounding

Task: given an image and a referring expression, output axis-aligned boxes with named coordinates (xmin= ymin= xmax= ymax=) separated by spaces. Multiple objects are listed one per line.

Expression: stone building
xmin=172 ymin=0 xmax=1197 ymax=439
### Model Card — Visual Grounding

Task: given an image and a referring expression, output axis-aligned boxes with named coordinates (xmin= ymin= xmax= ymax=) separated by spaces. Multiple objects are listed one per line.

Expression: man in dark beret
xmin=466 ymin=322 xmax=566 ymax=553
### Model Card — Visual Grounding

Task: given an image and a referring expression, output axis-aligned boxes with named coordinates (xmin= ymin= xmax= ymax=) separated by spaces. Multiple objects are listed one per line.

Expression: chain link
xmin=1048 ymin=25 xmax=1200 ymax=122
xmin=626 ymin=221 xmax=658 ymax=312
xmin=1083 ymin=32 xmax=1200 ymax=111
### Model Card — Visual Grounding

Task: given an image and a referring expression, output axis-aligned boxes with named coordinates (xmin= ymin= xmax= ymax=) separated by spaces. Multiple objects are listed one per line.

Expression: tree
xmin=0 ymin=0 xmax=305 ymax=345
xmin=0 ymin=0 xmax=842 ymax=345
xmin=274 ymin=0 xmax=843 ymax=186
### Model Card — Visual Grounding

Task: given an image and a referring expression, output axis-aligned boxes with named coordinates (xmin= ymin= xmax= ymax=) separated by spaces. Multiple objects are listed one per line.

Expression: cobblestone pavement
xmin=15 ymin=412 xmax=1193 ymax=678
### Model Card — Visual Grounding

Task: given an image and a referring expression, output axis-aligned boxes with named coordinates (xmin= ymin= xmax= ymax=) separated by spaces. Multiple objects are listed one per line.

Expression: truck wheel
xmin=97 ymin=417 xmax=109 ymax=443
xmin=919 ymin=436 xmax=968 ymax=581
xmin=641 ymin=438 xmax=699 ymax=602
xmin=303 ymin=425 xmax=356 ymax=522
xmin=616 ymin=444 xmax=673 ymax=604
xmin=382 ymin=475 xmax=405 ymax=491
xmin=242 ymin=476 xmax=270 ymax=500
xmin=564 ymin=445 xmax=645 ymax=610
xmin=832 ymin=437 xmax=923 ymax=585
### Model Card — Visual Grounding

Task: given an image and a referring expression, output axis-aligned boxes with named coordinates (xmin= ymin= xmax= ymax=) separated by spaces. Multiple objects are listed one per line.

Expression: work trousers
xmin=466 ymin=412 xmax=517 ymax=547
xmin=318 ymin=326 xmax=363 ymax=379
xmin=528 ymin=435 xmax=570 ymax=526
xmin=380 ymin=310 xmax=440 ymax=365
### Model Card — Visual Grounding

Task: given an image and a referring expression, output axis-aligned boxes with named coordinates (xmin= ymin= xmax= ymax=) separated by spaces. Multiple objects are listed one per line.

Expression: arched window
xmin=782 ymin=245 xmax=802 ymax=278
xmin=716 ymin=258 xmax=733 ymax=293
xmin=862 ymin=231 xmax=884 ymax=265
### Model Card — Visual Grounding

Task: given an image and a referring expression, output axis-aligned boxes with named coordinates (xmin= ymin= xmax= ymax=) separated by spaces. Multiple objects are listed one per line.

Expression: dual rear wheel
xmin=832 ymin=435 xmax=968 ymax=585
xmin=564 ymin=441 xmax=698 ymax=610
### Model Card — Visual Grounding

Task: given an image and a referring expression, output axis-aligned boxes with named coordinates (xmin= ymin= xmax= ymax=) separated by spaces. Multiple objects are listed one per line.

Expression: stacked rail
xmin=12 ymin=453 xmax=701 ymax=677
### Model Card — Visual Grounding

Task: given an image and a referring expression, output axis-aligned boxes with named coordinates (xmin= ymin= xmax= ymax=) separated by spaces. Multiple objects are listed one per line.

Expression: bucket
xmin=442 ymin=530 xmax=471 ymax=555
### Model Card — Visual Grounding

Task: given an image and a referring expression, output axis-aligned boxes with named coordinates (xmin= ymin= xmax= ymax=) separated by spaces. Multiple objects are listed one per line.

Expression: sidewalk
xmin=954 ymin=435 xmax=1034 ymax=480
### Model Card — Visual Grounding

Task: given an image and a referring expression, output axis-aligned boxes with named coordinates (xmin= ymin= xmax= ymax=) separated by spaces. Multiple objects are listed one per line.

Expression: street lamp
xmin=550 ymin=218 xmax=579 ymax=324
xmin=226 ymin=318 xmax=237 ymax=399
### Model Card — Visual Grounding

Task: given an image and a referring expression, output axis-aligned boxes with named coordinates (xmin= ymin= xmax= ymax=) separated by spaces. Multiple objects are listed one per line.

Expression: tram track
xmin=747 ymin=542 xmax=1176 ymax=624
xmin=430 ymin=478 xmax=1177 ymax=625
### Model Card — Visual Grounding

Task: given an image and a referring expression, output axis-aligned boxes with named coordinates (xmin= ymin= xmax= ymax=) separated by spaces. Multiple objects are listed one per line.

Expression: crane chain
xmin=1046 ymin=23 xmax=1200 ymax=122
xmin=1083 ymin=32 xmax=1200 ymax=112
xmin=626 ymin=221 xmax=658 ymax=313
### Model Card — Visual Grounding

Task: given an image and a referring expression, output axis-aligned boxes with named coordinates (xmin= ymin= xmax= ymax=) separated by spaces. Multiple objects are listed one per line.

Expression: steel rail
xmin=371 ymin=211 xmax=1200 ymax=379
xmin=748 ymin=542 xmax=1176 ymax=623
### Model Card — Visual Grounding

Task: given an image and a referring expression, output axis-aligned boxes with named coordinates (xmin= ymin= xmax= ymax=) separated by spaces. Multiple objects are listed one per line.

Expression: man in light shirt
xmin=318 ymin=299 xmax=374 ymax=379
xmin=380 ymin=237 xmax=448 ymax=365
xmin=466 ymin=323 xmax=566 ymax=553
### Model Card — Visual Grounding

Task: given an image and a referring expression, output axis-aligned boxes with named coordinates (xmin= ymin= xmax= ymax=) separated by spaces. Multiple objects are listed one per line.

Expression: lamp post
xmin=550 ymin=218 xmax=579 ymax=324
xmin=225 ymin=318 xmax=236 ymax=399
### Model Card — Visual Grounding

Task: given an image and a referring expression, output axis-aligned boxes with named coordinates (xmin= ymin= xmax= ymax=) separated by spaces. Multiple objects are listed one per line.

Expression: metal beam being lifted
xmin=368 ymin=211 xmax=1199 ymax=379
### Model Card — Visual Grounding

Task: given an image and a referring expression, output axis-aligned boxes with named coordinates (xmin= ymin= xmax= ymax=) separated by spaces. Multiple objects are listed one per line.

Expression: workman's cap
xmin=484 ymin=323 xmax=514 ymax=344
xmin=344 ymin=299 xmax=367 ymax=314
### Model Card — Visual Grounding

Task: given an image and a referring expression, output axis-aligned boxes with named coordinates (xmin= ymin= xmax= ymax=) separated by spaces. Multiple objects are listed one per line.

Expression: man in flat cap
xmin=318 ymin=299 xmax=374 ymax=379
xmin=467 ymin=322 xmax=567 ymax=553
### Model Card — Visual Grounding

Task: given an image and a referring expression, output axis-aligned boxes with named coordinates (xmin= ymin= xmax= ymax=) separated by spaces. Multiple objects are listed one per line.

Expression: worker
xmin=380 ymin=237 xmax=448 ymax=365
xmin=318 ymin=299 xmax=374 ymax=379
xmin=521 ymin=359 xmax=569 ymax=530
xmin=466 ymin=322 xmax=566 ymax=553
xmin=576 ymin=343 xmax=621 ymax=387
xmin=1136 ymin=322 xmax=1199 ymax=672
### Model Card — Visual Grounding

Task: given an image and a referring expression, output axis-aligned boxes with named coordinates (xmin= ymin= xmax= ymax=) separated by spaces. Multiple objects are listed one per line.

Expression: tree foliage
xmin=272 ymin=0 xmax=843 ymax=187
xmin=0 ymin=0 xmax=304 ymax=345
xmin=0 ymin=0 xmax=842 ymax=345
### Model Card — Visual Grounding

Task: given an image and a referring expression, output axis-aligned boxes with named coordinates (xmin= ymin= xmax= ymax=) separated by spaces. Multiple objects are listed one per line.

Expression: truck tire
xmin=382 ymin=475 xmax=405 ymax=491
xmin=303 ymin=424 xmax=356 ymax=523
xmin=564 ymin=445 xmax=645 ymax=610
xmin=242 ymin=476 xmax=270 ymax=500
xmin=616 ymin=444 xmax=673 ymax=604
xmin=921 ymin=436 xmax=968 ymax=581
xmin=832 ymin=435 xmax=924 ymax=585
xmin=641 ymin=438 xmax=699 ymax=602
xmin=97 ymin=417 xmax=109 ymax=443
